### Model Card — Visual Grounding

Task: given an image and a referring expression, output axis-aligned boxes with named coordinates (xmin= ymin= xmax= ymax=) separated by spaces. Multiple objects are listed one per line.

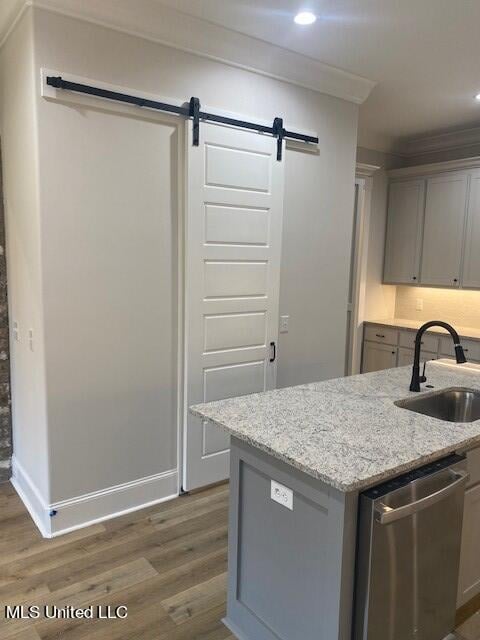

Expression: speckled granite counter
xmin=368 ymin=317 xmax=480 ymax=340
xmin=191 ymin=360 xmax=480 ymax=493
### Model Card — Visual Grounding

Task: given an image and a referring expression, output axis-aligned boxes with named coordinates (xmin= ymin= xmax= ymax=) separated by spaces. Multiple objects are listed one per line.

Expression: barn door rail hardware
xmin=46 ymin=76 xmax=318 ymax=161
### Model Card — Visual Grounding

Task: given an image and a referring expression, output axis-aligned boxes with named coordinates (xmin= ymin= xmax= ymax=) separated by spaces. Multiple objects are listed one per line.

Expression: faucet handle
xmin=455 ymin=344 xmax=467 ymax=364
xmin=419 ymin=361 xmax=427 ymax=383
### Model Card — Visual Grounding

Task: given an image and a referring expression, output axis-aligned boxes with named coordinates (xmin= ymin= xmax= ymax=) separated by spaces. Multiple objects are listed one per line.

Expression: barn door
xmin=183 ymin=121 xmax=285 ymax=491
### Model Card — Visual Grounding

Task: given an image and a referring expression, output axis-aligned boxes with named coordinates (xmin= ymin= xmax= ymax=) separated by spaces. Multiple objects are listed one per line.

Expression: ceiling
xmin=2 ymin=0 xmax=480 ymax=153
xmin=154 ymin=0 xmax=480 ymax=152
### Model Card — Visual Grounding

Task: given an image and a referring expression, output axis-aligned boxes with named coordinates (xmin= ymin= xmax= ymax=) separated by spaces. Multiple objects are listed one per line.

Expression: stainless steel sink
xmin=395 ymin=387 xmax=480 ymax=423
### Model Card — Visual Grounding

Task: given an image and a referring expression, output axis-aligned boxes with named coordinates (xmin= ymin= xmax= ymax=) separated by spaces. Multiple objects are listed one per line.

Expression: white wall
xmin=1 ymin=6 xmax=360 ymax=532
xmin=0 ymin=10 xmax=50 ymax=524
xmin=356 ymin=147 xmax=403 ymax=321
xmin=278 ymin=132 xmax=358 ymax=386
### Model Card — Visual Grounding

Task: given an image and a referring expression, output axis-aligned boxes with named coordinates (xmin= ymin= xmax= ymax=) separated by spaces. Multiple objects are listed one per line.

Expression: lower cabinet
xmin=458 ymin=481 xmax=480 ymax=606
xmin=361 ymin=325 xmax=480 ymax=608
xmin=397 ymin=347 xmax=437 ymax=367
xmin=361 ymin=323 xmax=480 ymax=374
xmin=362 ymin=342 xmax=397 ymax=373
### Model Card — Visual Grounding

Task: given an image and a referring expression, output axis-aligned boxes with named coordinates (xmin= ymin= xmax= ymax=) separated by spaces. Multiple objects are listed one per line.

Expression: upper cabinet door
xmin=383 ymin=180 xmax=425 ymax=284
xmin=420 ymin=172 xmax=468 ymax=287
xmin=462 ymin=170 xmax=480 ymax=289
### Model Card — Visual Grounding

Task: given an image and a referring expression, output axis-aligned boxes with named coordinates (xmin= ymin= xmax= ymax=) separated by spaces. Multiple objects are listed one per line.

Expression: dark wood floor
xmin=0 ymin=482 xmax=232 ymax=640
xmin=0 ymin=480 xmax=478 ymax=640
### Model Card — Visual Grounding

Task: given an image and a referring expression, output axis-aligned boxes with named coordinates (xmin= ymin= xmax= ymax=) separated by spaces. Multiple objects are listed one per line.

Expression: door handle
xmin=269 ymin=341 xmax=276 ymax=363
xmin=374 ymin=469 xmax=469 ymax=525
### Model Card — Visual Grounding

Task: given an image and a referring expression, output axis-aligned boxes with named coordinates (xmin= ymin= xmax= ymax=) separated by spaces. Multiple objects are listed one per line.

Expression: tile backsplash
xmin=395 ymin=286 xmax=480 ymax=328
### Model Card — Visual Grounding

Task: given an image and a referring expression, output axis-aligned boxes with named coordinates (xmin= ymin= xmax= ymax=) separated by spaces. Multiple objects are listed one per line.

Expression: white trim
xmin=388 ymin=156 xmax=480 ymax=179
xmin=355 ymin=162 xmax=381 ymax=178
xmin=11 ymin=454 xmax=179 ymax=538
xmin=11 ymin=455 xmax=51 ymax=537
xmin=399 ymin=126 xmax=480 ymax=158
xmin=348 ymin=163 xmax=379 ymax=374
xmin=49 ymin=469 xmax=178 ymax=537
xmin=1 ymin=1 xmax=375 ymax=104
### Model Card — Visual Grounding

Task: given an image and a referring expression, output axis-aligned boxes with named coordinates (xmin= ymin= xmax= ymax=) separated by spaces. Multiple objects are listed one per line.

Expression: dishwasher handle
xmin=374 ymin=469 xmax=469 ymax=525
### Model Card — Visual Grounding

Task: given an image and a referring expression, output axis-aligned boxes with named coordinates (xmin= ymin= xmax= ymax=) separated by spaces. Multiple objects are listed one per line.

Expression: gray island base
xmin=224 ymin=437 xmax=358 ymax=640
xmin=191 ymin=360 xmax=480 ymax=640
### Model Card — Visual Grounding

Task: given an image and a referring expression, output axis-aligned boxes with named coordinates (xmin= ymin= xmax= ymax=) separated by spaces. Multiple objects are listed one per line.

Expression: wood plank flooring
xmin=0 ymin=482 xmax=233 ymax=640
xmin=1 ymin=480 xmax=478 ymax=640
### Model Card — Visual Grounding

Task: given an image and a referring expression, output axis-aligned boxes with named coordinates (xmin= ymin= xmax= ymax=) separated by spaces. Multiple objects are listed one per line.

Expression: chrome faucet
xmin=410 ymin=321 xmax=467 ymax=392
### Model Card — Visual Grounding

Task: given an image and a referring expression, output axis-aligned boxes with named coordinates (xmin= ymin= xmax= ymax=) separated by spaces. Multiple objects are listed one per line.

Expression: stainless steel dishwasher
xmin=354 ymin=454 xmax=469 ymax=640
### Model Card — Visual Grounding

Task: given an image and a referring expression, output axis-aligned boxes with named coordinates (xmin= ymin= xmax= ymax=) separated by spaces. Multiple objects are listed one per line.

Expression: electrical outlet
xmin=416 ymin=299 xmax=423 ymax=311
xmin=279 ymin=315 xmax=290 ymax=333
xmin=271 ymin=480 xmax=293 ymax=510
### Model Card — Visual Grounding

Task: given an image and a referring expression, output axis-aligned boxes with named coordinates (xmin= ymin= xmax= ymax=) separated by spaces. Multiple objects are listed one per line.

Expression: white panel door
xmin=383 ymin=180 xmax=425 ymax=284
xmin=462 ymin=169 xmax=480 ymax=288
xmin=420 ymin=172 xmax=468 ymax=287
xmin=183 ymin=122 xmax=285 ymax=491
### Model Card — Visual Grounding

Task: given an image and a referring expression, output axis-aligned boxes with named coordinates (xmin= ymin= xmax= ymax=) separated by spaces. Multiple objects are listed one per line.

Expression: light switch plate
xmin=271 ymin=480 xmax=293 ymax=510
xmin=279 ymin=315 xmax=289 ymax=333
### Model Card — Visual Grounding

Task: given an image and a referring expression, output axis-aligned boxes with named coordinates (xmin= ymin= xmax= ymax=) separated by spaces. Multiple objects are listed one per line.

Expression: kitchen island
xmin=191 ymin=360 xmax=480 ymax=640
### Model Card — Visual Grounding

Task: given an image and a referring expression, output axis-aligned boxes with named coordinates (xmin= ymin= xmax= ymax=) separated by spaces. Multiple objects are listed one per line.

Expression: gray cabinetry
xmin=383 ymin=164 xmax=480 ymax=289
xmin=383 ymin=180 xmax=425 ymax=284
xmin=462 ymin=169 xmax=480 ymax=289
xmin=420 ymin=172 xmax=468 ymax=287
xmin=397 ymin=346 xmax=436 ymax=367
xmin=362 ymin=342 xmax=397 ymax=373
xmin=225 ymin=437 xmax=358 ymax=640
xmin=362 ymin=322 xmax=480 ymax=373
xmin=458 ymin=449 xmax=480 ymax=606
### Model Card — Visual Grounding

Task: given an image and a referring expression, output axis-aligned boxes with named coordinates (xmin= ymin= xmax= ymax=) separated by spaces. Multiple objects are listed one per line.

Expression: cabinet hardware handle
xmin=391 ymin=351 xmax=396 ymax=355
xmin=376 ymin=334 xmax=385 ymax=338
xmin=269 ymin=341 xmax=276 ymax=363
xmin=454 ymin=278 xmax=458 ymax=282
xmin=412 ymin=276 xmax=417 ymax=280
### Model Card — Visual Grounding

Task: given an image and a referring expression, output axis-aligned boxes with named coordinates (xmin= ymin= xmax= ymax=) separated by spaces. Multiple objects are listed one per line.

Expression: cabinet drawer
xmin=364 ymin=325 xmax=398 ymax=346
xmin=399 ymin=330 xmax=439 ymax=353
xmin=439 ymin=336 xmax=480 ymax=361
xmin=397 ymin=347 xmax=437 ymax=368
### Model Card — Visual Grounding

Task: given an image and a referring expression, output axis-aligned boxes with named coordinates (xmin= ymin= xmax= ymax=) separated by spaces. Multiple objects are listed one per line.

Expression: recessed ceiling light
xmin=294 ymin=11 xmax=316 ymax=25
xmin=476 ymin=93 xmax=480 ymax=101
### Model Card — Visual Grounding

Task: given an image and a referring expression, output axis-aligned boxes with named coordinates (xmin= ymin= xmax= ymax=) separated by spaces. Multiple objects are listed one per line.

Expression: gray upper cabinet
xmin=462 ymin=169 xmax=480 ymax=289
xmin=420 ymin=172 xmax=468 ymax=287
xmin=383 ymin=180 xmax=425 ymax=284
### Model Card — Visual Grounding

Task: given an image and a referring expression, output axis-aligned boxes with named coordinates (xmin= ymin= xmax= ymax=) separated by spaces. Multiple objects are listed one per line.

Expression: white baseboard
xmin=11 ymin=455 xmax=51 ymax=537
xmin=11 ymin=456 xmax=179 ymax=538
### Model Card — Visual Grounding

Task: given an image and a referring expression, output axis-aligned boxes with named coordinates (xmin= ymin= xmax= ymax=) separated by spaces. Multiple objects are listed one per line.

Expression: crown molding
xmin=356 ymin=162 xmax=381 ymax=178
xmin=1 ymin=0 xmax=375 ymax=105
xmin=388 ymin=155 xmax=480 ymax=179
xmin=397 ymin=126 xmax=480 ymax=158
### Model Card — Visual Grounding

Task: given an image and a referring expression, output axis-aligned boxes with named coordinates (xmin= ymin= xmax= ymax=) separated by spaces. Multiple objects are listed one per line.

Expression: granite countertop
xmin=191 ymin=360 xmax=480 ymax=493
xmin=367 ymin=317 xmax=480 ymax=340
